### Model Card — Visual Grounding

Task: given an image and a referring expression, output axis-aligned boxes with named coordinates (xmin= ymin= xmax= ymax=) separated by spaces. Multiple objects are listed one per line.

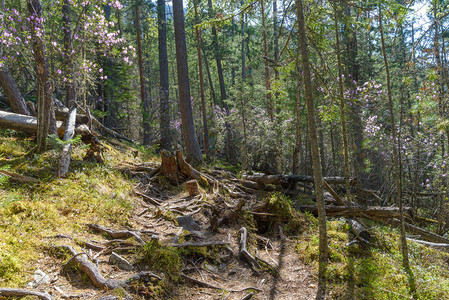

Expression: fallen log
xmin=0 ymin=110 xmax=65 ymax=137
xmin=407 ymin=238 xmax=449 ymax=250
xmin=242 ymin=174 xmax=355 ymax=186
xmin=0 ymin=170 xmax=39 ymax=183
xmin=298 ymin=205 xmax=414 ymax=219
xmin=57 ymin=107 xmax=77 ymax=177
xmin=374 ymin=217 xmax=449 ymax=244
xmin=348 ymin=219 xmax=370 ymax=243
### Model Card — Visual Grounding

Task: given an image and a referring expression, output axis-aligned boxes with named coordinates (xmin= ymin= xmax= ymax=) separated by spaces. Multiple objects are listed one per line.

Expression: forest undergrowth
xmin=0 ymin=130 xmax=449 ymax=299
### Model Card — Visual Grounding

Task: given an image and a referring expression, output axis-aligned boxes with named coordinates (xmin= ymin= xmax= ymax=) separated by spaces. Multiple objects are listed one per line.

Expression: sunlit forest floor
xmin=1 ymin=129 xmax=449 ymax=299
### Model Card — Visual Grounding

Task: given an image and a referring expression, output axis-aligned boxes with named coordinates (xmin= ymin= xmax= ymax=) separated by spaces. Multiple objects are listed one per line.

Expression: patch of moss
xmin=260 ymin=193 xmax=305 ymax=235
xmin=141 ymin=240 xmax=182 ymax=282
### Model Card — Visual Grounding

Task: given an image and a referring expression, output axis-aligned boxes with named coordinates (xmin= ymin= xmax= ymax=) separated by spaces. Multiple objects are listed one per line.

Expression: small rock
xmin=176 ymin=215 xmax=201 ymax=232
xmin=109 ymin=252 xmax=134 ymax=271
xmin=28 ymin=269 xmax=51 ymax=287
xmin=204 ymin=263 xmax=218 ymax=273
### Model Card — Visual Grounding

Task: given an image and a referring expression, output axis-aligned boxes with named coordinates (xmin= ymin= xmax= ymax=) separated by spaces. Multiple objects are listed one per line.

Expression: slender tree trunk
xmin=202 ymin=47 xmax=217 ymax=107
xmin=135 ymin=4 xmax=150 ymax=145
xmin=158 ymin=0 xmax=171 ymax=150
xmin=379 ymin=3 xmax=412 ymax=276
xmin=173 ymin=0 xmax=203 ymax=165
xmin=296 ymin=0 xmax=328 ymax=298
xmin=207 ymin=0 xmax=227 ymax=108
xmin=241 ymin=2 xmax=246 ymax=82
xmin=334 ymin=6 xmax=350 ymax=198
xmin=28 ymin=0 xmax=56 ymax=152
xmin=194 ymin=0 xmax=210 ymax=162
xmin=62 ymin=0 xmax=75 ymax=109
xmin=293 ymin=65 xmax=302 ymax=175
xmin=261 ymin=0 xmax=273 ymax=121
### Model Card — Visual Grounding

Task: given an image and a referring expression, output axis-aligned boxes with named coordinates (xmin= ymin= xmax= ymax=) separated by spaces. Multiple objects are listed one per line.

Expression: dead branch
xmin=407 ymin=238 xmax=449 ymax=250
xmin=239 ymin=227 xmax=261 ymax=269
xmin=75 ymin=103 xmax=133 ymax=143
xmin=57 ymin=107 xmax=77 ymax=177
xmin=0 ymin=288 xmax=52 ymax=300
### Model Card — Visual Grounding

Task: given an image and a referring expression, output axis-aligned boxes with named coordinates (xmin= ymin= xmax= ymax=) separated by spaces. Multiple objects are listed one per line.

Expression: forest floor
xmin=1 ymin=130 xmax=449 ymax=299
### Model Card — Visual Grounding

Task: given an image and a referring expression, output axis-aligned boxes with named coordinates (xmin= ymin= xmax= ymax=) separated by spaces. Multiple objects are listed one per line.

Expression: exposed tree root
xmin=0 ymin=288 xmax=52 ymax=300
xmin=53 ymin=245 xmax=160 ymax=290
xmin=168 ymin=241 xmax=230 ymax=247
xmin=86 ymin=224 xmax=145 ymax=244
xmin=181 ymin=274 xmax=262 ymax=293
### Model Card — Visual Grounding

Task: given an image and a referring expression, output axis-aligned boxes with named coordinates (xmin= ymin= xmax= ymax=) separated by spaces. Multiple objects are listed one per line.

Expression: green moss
xmin=141 ymin=240 xmax=182 ymax=282
xmin=260 ymin=193 xmax=305 ymax=235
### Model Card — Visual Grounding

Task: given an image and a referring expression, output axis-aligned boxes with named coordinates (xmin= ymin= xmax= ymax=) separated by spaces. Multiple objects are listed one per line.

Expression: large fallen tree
xmin=242 ymin=174 xmax=356 ymax=186
xmin=0 ymin=110 xmax=65 ymax=137
xmin=298 ymin=205 xmax=414 ymax=219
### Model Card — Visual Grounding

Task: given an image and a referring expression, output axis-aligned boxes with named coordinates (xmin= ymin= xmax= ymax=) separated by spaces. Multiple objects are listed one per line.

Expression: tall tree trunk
xmin=379 ymin=3 xmax=412 ymax=280
xmin=28 ymin=0 xmax=56 ymax=152
xmin=194 ymin=0 xmax=210 ymax=162
xmin=241 ymin=2 xmax=246 ymax=82
xmin=292 ymin=65 xmax=302 ymax=175
xmin=173 ymin=0 xmax=203 ymax=165
xmin=135 ymin=4 xmax=150 ymax=145
xmin=296 ymin=0 xmax=328 ymax=298
xmin=261 ymin=0 xmax=273 ymax=121
xmin=207 ymin=0 xmax=227 ymax=108
xmin=202 ymin=47 xmax=217 ymax=107
xmin=158 ymin=0 xmax=171 ymax=150
xmin=334 ymin=6 xmax=350 ymax=198
xmin=62 ymin=0 xmax=75 ymax=109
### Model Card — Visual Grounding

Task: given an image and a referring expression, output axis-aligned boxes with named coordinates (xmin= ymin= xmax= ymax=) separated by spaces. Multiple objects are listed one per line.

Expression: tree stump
xmin=185 ymin=179 xmax=200 ymax=196
xmin=160 ymin=150 xmax=181 ymax=184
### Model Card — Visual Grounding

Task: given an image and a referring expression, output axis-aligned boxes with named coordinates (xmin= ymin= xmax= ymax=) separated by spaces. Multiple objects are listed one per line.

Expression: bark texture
xmin=173 ymin=0 xmax=203 ymax=165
